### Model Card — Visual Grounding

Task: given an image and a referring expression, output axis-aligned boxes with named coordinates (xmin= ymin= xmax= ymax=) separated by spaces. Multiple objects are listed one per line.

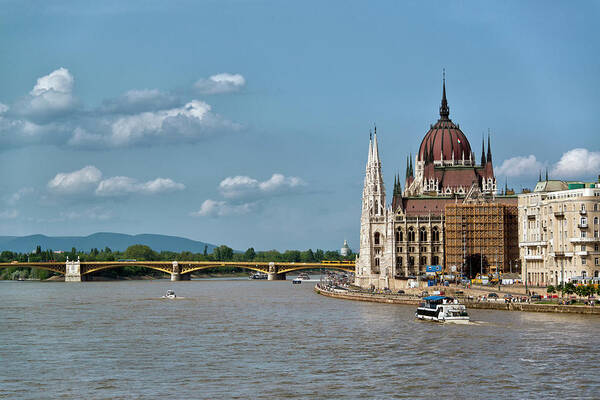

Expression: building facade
xmin=518 ymin=181 xmax=600 ymax=286
xmin=355 ymin=79 xmax=516 ymax=290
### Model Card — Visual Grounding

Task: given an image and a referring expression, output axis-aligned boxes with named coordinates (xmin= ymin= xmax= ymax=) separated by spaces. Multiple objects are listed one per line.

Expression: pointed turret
xmin=486 ymin=131 xmax=492 ymax=163
xmin=538 ymin=171 xmax=542 ymax=182
xmin=481 ymin=136 xmax=486 ymax=166
xmin=545 ymin=168 xmax=548 ymax=181
xmin=439 ymin=69 xmax=450 ymax=120
xmin=361 ymin=127 xmax=385 ymax=216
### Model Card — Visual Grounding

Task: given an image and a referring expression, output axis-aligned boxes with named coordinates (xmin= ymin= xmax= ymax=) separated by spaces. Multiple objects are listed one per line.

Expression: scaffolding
xmin=444 ymin=203 xmax=518 ymax=275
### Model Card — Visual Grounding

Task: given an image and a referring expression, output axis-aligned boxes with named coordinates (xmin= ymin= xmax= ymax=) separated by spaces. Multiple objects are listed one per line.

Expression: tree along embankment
xmin=314 ymin=286 xmax=600 ymax=315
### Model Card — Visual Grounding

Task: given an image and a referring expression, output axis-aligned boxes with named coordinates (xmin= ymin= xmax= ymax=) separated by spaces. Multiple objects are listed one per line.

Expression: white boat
xmin=415 ymin=296 xmax=470 ymax=323
xmin=296 ymin=272 xmax=310 ymax=280
xmin=163 ymin=290 xmax=176 ymax=299
xmin=249 ymin=272 xmax=268 ymax=280
xmin=292 ymin=278 xmax=302 ymax=284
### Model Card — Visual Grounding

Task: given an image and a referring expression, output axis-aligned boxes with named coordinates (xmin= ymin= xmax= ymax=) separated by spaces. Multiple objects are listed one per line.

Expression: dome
xmin=417 ymin=80 xmax=472 ymax=163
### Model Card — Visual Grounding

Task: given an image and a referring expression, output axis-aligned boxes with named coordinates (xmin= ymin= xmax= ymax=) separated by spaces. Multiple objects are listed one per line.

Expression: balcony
xmin=569 ymin=237 xmax=599 ymax=243
xmin=519 ymin=240 xmax=547 ymax=247
xmin=579 ymin=209 xmax=587 ymax=215
xmin=575 ymin=251 xmax=589 ymax=256
xmin=578 ymin=223 xmax=588 ymax=229
xmin=526 ymin=209 xmax=537 ymax=219
xmin=524 ymin=255 xmax=543 ymax=261
xmin=554 ymin=210 xmax=565 ymax=218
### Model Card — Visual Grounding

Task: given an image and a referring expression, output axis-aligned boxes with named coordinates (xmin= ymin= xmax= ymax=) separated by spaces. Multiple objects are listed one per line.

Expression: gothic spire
xmin=486 ymin=130 xmax=492 ymax=163
xmin=481 ymin=136 xmax=486 ymax=166
xmin=372 ymin=125 xmax=380 ymax=163
xmin=409 ymin=153 xmax=414 ymax=177
xmin=439 ymin=69 xmax=450 ymax=120
xmin=538 ymin=170 xmax=542 ymax=182
xmin=405 ymin=156 xmax=409 ymax=179
xmin=545 ymin=168 xmax=548 ymax=181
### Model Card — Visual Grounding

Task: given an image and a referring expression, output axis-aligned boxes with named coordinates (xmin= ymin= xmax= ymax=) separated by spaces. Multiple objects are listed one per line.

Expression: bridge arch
xmin=83 ymin=264 xmax=173 ymax=275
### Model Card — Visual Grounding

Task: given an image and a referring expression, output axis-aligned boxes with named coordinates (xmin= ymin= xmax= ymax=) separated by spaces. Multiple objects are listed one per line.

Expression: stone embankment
xmin=315 ymin=285 xmax=600 ymax=315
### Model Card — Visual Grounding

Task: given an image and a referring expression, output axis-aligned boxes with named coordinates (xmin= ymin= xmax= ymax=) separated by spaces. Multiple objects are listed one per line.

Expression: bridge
xmin=0 ymin=259 xmax=355 ymax=281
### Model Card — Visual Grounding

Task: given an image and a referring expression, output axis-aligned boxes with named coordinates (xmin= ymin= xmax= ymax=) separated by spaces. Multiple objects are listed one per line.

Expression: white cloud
xmin=101 ymin=89 xmax=180 ymax=114
xmin=95 ymin=176 xmax=185 ymax=197
xmin=552 ymin=148 xmax=600 ymax=178
xmin=193 ymin=173 xmax=306 ymax=218
xmin=1 ymin=69 xmax=242 ymax=149
xmin=219 ymin=173 xmax=305 ymax=199
xmin=17 ymin=67 xmax=77 ymax=121
xmin=6 ymin=187 xmax=34 ymax=206
xmin=0 ymin=209 xmax=18 ymax=219
xmin=190 ymin=199 xmax=255 ymax=217
xmin=496 ymin=155 xmax=544 ymax=177
xmin=47 ymin=165 xmax=102 ymax=194
xmin=194 ymin=73 xmax=246 ymax=94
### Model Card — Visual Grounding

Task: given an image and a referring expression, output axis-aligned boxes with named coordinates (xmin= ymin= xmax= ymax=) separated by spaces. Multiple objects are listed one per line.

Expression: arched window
xmin=419 ymin=227 xmax=427 ymax=242
xmin=374 ymin=232 xmax=380 ymax=245
xmin=432 ymin=255 xmax=439 ymax=265
xmin=420 ymin=256 xmax=427 ymax=266
xmin=395 ymin=229 xmax=403 ymax=242
xmin=408 ymin=227 xmax=415 ymax=242
xmin=374 ymin=258 xmax=380 ymax=267
xmin=408 ymin=256 xmax=414 ymax=266
xmin=432 ymin=227 xmax=440 ymax=242
xmin=396 ymin=256 xmax=403 ymax=266
xmin=594 ymin=217 xmax=599 ymax=225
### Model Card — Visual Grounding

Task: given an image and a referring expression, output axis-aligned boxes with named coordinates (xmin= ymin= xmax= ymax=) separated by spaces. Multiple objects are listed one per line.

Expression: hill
xmin=0 ymin=233 xmax=217 ymax=254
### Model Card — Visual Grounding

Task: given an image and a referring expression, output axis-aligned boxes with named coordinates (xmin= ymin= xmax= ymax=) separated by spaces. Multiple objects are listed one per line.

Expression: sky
xmin=0 ymin=0 xmax=599 ymax=251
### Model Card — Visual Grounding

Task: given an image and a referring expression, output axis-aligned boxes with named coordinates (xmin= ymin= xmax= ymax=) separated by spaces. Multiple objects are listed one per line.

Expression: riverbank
xmin=314 ymin=285 xmax=600 ymax=315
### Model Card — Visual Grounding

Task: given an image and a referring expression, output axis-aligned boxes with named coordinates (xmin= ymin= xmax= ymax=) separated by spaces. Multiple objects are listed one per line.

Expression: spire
xmin=367 ymin=130 xmax=373 ymax=165
xmin=481 ymin=136 xmax=486 ymax=166
xmin=405 ymin=156 xmax=409 ymax=179
xmin=372 ymin=125 xmax=380 ymax=163
xmin=439 ymin=69 xmax=450 ymax=119
xmin=409 ymin=153 xmax=414 ymax=177
xmin=505 ymin=177 xmax=508 ymax=194
xmin=545 ymin=168 xmax=548 ymax=181
xmin=538 ymin=170 xmax=542 ymax=182
xmin=486 ymin=130 xmax=492 ymax=163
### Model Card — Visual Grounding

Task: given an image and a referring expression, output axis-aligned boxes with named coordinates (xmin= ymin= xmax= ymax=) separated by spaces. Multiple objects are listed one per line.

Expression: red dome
xmin=418 ymin=119 xmax=472 ymax=162
xmin=418 ymin=79 xmax=472 ymax=162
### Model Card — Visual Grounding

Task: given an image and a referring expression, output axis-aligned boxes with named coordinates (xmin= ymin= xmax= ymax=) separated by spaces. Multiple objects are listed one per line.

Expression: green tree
xmin=124 ymin=244 xmax=158 ymax=261
xmin=546 ymin=285 xmax=555 ymax=294
xmin=564 ymin=282 xmax=576 ymax=295
xmin=203 ymin=245 xmax=208 ymax=257
xmin=244 ymin=247 xmax=256 ymax=261
xmin=213 ymin=245 xmax=234 ymax=261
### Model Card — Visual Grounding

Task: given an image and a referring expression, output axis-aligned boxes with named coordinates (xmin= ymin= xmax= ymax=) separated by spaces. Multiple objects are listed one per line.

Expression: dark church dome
xmin=417 ymin=80 xmax=472 ymax=163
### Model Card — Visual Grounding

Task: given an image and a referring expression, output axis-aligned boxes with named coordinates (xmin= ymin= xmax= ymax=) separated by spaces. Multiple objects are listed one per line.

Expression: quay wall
xmin=314 ymin=286 xmax=600 ymax=315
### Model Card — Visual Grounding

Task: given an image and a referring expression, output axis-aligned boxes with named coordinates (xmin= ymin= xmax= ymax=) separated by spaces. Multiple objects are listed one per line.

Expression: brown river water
xmin=1 ymin=278 xmax=599 ymax=399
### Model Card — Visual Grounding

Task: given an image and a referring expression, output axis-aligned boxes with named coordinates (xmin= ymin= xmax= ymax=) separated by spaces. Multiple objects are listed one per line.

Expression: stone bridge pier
xmin=65 ymin=257 xmax=84 ymax=282
xmin=267 ymin=262 xmax=286 ymax=281
xmin=170 ymin=262 xmax=191 ymax=281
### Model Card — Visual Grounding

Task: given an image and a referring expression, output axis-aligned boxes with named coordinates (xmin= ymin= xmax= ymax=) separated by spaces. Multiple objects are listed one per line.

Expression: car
xmin=503 ymin=294 xmax=513 ymax=299
xmin=397 ymin=289 xmax=405 ymax=294
xmin=530 ymin=294 xmax=542 ymax=301
xmin=488 ymin=293 xmax=499 ymax=299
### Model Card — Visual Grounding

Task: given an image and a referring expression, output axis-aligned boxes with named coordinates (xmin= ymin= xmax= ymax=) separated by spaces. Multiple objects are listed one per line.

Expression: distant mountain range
xmin=0 ymin=233 xmax=217 ymax=254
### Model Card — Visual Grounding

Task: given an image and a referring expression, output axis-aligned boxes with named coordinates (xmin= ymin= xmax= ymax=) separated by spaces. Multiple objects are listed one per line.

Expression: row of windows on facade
xmin=529 ymin=202 xmax=599 ymax=213
xmin=527 ymin=243 xmax=599 ymax=255
xmin=524 ymin=216 xmax=598 ymax=230
xmin=373 ymin=255 xmax=440 ymax=267
xmin=373 ymin=227 xmax=441 ymax=245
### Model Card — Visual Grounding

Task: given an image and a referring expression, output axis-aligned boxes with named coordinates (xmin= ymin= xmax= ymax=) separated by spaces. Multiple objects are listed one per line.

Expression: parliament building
xmin=355 ymin=78 xmax=517 ymax=290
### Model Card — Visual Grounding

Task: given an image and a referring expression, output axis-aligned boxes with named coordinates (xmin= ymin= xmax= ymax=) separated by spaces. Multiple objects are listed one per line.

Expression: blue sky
xmin=0 ymin=0 xmax=598 ymax=251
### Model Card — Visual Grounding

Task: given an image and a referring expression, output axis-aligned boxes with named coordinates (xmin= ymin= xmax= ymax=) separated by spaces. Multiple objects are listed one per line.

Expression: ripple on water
xmin=1 ymin=280 xmax=599 ymax=399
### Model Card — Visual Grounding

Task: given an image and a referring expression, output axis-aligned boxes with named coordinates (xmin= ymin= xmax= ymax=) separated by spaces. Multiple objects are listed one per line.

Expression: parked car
xmin=530 ymin=294 xmax=542 ymax=301
xmin=488 ymin=293 xmax=499 ymax=299
xmin=397 ymin=289 xmax=405 ymax=294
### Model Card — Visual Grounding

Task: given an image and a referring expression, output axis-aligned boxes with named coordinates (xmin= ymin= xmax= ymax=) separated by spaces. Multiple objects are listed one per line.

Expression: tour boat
xmin=163 ymin=290 xmax=176 ymax=299
xmin=415 ymin=296 xmax=470 ymax=323
xmin=249 ymin=272 xmax=268 ymax=280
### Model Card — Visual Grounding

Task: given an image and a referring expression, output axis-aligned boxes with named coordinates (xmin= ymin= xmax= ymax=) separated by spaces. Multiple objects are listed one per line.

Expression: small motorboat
xmin=296 ymin=272 xmax=310 ymax=281
xmin=163 ymin=290 xmax=176 ymax=299
xmin=292 ymin=278 xmax=302 ymax=284
xmin=415 ymin=296 xmax=470 ymax=323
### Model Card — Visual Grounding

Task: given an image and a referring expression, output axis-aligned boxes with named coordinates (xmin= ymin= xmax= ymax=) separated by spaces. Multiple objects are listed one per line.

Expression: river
xmin=1 ymin=279 xmax=598 ymax=399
